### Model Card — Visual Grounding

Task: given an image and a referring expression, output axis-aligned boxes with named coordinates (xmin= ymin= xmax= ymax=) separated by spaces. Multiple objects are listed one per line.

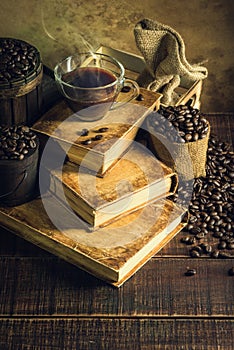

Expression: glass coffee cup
xmin=54 ymin=52 xmax=139 ymax=121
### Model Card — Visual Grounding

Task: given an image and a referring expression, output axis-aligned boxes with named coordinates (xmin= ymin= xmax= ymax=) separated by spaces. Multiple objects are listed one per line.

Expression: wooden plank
xmin=26 ymin=87 xmax=40 ymax=126
xmin=12 ymin=96 xmax=27 ymax=125
xmin=1 ymin=224 xmax=231 ymax=260
xmin=0 ymin=98 xmax=13 ymax=125
xmin=0 ymin=319 xmax=233 ymax=350
xmin=0 ymin=257 xmax=233 ymax=317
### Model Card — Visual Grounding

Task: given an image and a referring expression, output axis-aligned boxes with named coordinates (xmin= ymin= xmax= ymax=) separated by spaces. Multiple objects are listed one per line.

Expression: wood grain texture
xmin=205 ymin=114 xmax=234 ymax=148
xmin=0 ymin=319 xmax=233 ymax=350
xmin=0 ymin=258 xmax=233 ymax=317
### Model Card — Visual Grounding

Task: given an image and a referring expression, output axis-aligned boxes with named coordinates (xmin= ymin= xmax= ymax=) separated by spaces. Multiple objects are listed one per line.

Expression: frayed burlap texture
xmin=134 ymin=18 xmax=208 ymax=105
xmin=147 ymin=120 xmax=210 ymax=180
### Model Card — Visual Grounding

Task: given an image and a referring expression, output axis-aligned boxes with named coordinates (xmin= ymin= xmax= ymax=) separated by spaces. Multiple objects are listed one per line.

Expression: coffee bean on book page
xmin=185 ymin=268 xmax=197 ymax=276
xmin=81 ymin=139 xmax=92 ymax=145
xmin=92 ymin=135 xmax=103 ymax=141
xmin=80 ymin=128 xmax=89 ymax=136
xmin=136 ymin=93 xmax=144 ymax=101
xmin=96 ymin=127 xmax=109 ymax=133
xmin=121 ymin=86 xmax=131 ymax=93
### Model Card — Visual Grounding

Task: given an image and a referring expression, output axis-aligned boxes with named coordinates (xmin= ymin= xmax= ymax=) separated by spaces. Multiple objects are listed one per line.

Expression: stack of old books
xmin=20 ymin=88 xmax=186 ymax=286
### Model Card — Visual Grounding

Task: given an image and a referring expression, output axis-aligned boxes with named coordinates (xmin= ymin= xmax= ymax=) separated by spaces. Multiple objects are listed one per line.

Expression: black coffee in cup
xmin=64 ymin=67 xmax=116 ymax=88
xmin=63 ymin=67 xmax=118 ymax=118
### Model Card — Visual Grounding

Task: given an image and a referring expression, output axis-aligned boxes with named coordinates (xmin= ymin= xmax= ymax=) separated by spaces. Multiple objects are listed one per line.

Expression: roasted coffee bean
xmin=227 ymin=242 xmax=234 ymax=250
xmin=121 ymin=86 xmax=131 ymax=93
xmin=21 ymin=126 xmax=30 ymax=133
xmin=189 ymin=249 xmax=201 ymax=258
xmin=136 ymin=93 xmax=144 ymax=101
xmin=202 ymin=244 xmax=213 ymax=254
xmin=92 ymin=134 xmax=103 ymax=141
xmin=218 ymin=241 xmax=227 ymax=250
xmin=228 ymin=267 xmax=234 ymax=276
xmin=180 ymin=236 xmax=191 ymax=244
xmin=29 ymin=140 xmax=37 ymax=149
xmin=81 ymin=139 xmax=92 ymax=145
xmin=195 ymin=232 xmax=206 ymax=240
xmin=97 ymin=127 xmax=109 ymax=133
xmin=211 ymin=250 xmax=220 ymax=259
xmin=80 ymin=128 xmax=89 ymax=137
xmin=18 ymin=154 xmax=25 ymax=160
xmin=185 ymin=133 xmax=193 ymax=141
xmin=185 ymin=268 xmax=197 ymax=276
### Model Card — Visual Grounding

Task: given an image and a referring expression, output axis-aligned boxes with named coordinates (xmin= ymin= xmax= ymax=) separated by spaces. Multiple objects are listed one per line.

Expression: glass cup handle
xmin=111 ymin=79 xmax=140 ymax=110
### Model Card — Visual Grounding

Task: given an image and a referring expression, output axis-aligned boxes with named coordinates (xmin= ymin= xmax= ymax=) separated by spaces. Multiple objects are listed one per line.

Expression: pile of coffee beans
xmin=0 ymin=38 xmax=40 ymax=84
xmin=177 ymin=134 xmax=234 ymax=258
xmin=148 ymin=105 xmax=209 ymax=143
xmin=0 ymin=125 xmax=38 ymax=161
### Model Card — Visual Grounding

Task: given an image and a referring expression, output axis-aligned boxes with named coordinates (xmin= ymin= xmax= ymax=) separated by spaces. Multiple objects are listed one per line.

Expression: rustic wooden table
xmin=0 ymin=110 xmax=233 ymax=349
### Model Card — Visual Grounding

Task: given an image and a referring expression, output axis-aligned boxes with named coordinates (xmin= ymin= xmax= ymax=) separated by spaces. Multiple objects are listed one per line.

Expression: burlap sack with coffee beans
xmin=134 ymin=18 xmax=208 ymax=105
xmin=147 ymin=113 xmax=210 ymax=180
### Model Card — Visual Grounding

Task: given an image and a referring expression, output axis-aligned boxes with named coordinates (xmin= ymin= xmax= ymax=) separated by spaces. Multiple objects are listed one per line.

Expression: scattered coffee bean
xmin=80 ymin=128 xmax=89 ymax=137
xmin=185 ymin=268 xmax=197 ymax=276
xmin=136 ymin=93 xmax=144 ymax=101
xmin=189 ymin=249 xmax=201 ymax=258
xmin=96 ymin=127 xmax=109 ymax=133
xmin=121 ymin=86 xmax=131 ymax=93
xmin=228 ymin=267 xmax=234 ymax=276
xmin=180 ymin=236 xmax=191 ymax=244
xmin=92 ymin=134 xmax=103 ymax=141
xmin=81 ymin=139 xmax=92 ymax=145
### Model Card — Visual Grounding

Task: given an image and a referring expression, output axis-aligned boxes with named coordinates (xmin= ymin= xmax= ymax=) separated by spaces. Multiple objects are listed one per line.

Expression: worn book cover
xmin=32 ymin=88 xmax=162 ymax=175
xmin=49 ymin=142 xmax=178 ymax=228
xmin=0 ymin=195 xmax=187 ymax=287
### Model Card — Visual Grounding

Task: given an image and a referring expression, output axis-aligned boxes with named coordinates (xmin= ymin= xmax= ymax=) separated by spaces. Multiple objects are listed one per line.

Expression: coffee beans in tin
xmin=0 ymin=38 xmax=41 ymax=86
xmin=0 ymin=124 xmax=39 ymax=206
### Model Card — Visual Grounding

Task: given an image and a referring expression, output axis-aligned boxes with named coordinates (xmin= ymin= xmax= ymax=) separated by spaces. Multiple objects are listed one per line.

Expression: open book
xmin=48 ymin=142 xmax=178 ymax=228
xmin=32 ymin=88 xmax=162 ymax=175
xmin=0 ymin=194 xmax=187 ymax=287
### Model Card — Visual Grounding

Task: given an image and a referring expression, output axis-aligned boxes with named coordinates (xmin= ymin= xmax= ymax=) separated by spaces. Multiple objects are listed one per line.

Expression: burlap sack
xmin=147 ymin=119 xmax=210 ymax=180
xmin=134 ymin=18 xmax=208 ymax=105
